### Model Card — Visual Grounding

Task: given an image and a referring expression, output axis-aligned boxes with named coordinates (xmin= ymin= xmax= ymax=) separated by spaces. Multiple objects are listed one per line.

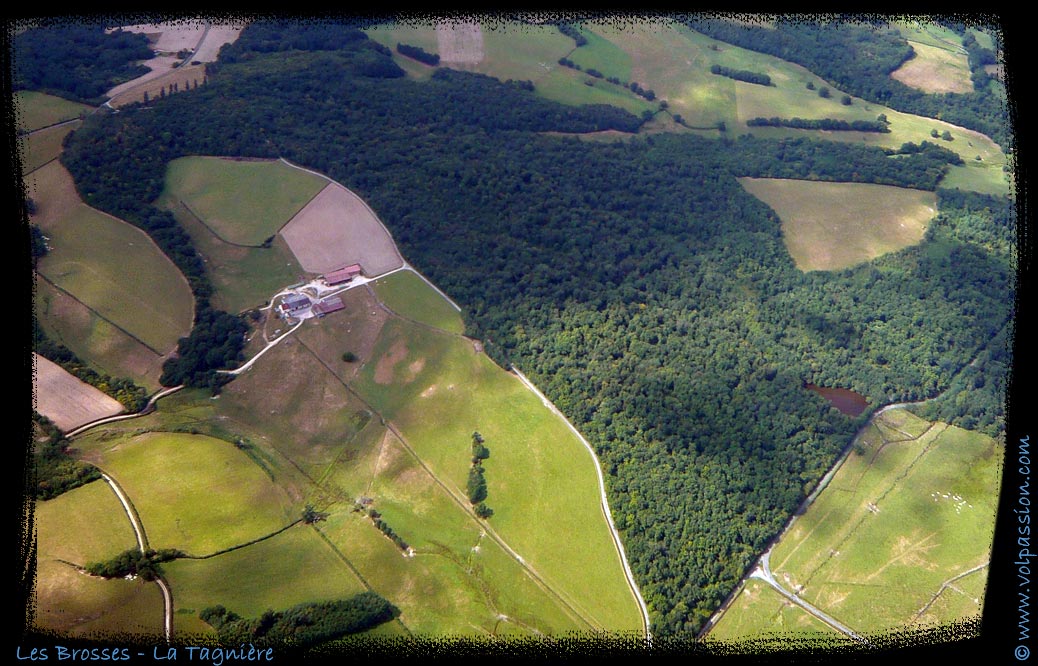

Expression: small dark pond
xmin=804 ymin=383 xmax=869 ymax=417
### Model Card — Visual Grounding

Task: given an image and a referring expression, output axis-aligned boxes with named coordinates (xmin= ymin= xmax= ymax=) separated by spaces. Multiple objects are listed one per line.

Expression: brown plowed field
xmin=279 ymin=183 xmax=404 ymax=276
xmin=33 ymin=354 xmax=125 ymax=432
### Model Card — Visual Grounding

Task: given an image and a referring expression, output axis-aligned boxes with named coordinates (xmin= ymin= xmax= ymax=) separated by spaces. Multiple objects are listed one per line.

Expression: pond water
xmin=804 ymin=383 xmax=869 ymax=417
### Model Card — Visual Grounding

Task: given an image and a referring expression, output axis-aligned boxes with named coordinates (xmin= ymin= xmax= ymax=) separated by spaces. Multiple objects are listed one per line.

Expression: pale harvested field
xmin=436 ymin=21 xmax=485 ymax=64
xmin=111 ymin=21 xmax=208 ymax=52
xmin=279 ymin=182 xmax=404 ymax=276
xmin=738 ymin=178 xmax=937 ymax=272
xmin=890 ymin=42 xmax=973 ymax=94
xmin=108 ymin=64 xmax=207 ymax=107
xmin=193 ymin=24 xmax=246 ymax=62
xmin=33 ymin=353 xmax=124 ymax=431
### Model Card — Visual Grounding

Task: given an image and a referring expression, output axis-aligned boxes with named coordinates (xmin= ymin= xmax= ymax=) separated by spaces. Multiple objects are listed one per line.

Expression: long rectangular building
xmin=323 ymin=263 xmax=363 ymax=285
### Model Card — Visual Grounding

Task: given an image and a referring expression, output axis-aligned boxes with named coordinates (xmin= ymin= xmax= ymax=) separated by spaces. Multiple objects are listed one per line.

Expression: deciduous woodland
xmin=45 ymin=20 xmax=1014 ymax=636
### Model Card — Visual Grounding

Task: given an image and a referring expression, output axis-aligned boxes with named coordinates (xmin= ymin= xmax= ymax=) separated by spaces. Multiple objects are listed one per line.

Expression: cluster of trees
xmin=468 ymin=432 xmax=493 ymax=519
xmin=58 ymin=25 xmax=1013 ymax=636
xmin=85 ymin=548 xmax=183 ymax=581
xmin=709 ymin=64 xmax=772 ymax=86
xmin=396 ymin=42 xmax=440 ymax=66
xmin=365 ymin=507 xmax=409 ymax=552
xmin=199 ymin=593 xmax=399 ymax=647
xmin=30 ymin=225 xmax=47 ymax=266
xmin=556 ymin=57 xmax=656 ymax=101
xmin=13 ymin=24 xmax=152 ymax=102
xmin=159 ymin=307 xmax=249 ymax=392
xmin=556 ymin=23 xmax=588 ymax=47
xmin=746 ymin=116 xmax=890 ymax=133
xmin=684 ymin=16 xmax=1010 ymax=148
xmin=33 ymin=315 xmax=149 ymax=412
xmin=32 ymin=413 xmax=101 ymax=500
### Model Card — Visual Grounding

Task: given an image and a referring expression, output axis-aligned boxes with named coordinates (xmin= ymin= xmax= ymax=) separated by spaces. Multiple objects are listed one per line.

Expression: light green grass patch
xmin=162 ymin=195 xmax=304 ymax=313
xmin=35 ymin=202 xmax=194 ymax=353
xmin=354 ymin=318 xmax=643 ymax=632
xmin=35 ymin=479 xmax=138 ymax=564
xmin=15 ymin=90 xmax=92 ymax=132
xmin=163 ymin=524 xmax=368 ymax=620
xmin=759 ymin=414 xmax=998 ymax=636
xmin=940 ymin=160 xmax=1013 ymax=197
xmin=738 ymin=178 xmax=938 ymax=272
xmin=21 ymin=121 xmax=78 ymax=174
xmin=94 ymin=432 xmax=298 ymax=555
xmin=706 ymin=579 xmax=839 ymax=642
xmin=568 ymin=23 xmax=634 ymax=82
xmin=163 ymin=156 xmax=328 ymax=246
xmin=373 ymin=269 xmax=464 ymax=334
xmin=34 ymin=274 xmax=165 ymax=390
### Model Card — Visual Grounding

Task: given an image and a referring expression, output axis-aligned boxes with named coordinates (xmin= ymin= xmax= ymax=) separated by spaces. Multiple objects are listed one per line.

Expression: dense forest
xmin=55 ymin=24 xmax=1013 ymax=635
xmin=13 ymin=23 xmax=152 ymax=103
xmin=684 ymin=16 xmax=1010 ymax=149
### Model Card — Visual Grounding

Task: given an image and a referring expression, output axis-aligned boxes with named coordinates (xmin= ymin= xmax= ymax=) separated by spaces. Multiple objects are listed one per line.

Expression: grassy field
xmin=33 ymin=480 xmax=165 ymax=636
xmin=34 ymin=274 xmax=166 ymax=390
xmin=705 ymin=579 xmax=840 ymax=643
xmin=372 ymin=269 xmax=465 ymax=335
xmin=353 ymin=317 xmax=644 ymax=632
xmin=161 ymin=194 xmax=305 ymax=313
xmin=162 ymin=156 xmax=328 ymax=246
xmin=15 ymin=90 xmax=92 ymax=132
xmin=31 ymin=161 xmax=194 ymax=354
xmin=737 ymin=178 xmax=938 ymax=271
xmin=707 ymin=409 xmax=1000 ymax=639
xmin=21 ymin=121 xmax=78 ymax=174
xmin=162 ymin=525 xmax=369 ymax=622
xmin=79 ymin=431 xmax=299 ymax=556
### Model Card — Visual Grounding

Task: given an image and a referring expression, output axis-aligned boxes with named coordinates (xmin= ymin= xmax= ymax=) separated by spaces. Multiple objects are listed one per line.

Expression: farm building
xmin=313 ymin=295 xmax=346 ymax=317
xmin=279 ymin=293 xmax=312 ymax=317
xmin=323 ymin=263 xmax=363 ymax=285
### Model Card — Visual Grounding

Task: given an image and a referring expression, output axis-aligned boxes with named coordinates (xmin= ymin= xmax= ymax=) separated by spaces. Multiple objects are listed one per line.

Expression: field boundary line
xmin=293 ymin=336 xmax=602 ymax=634
xmin=176 ymin=198 xmax=269 ymax=249
xmin=510 ymin=364 xmax=652 ymax=641
xmin=35 ymin=271 xmax=168 ymax=357
xmin=179 ymin=519 xmax=303 ymax=559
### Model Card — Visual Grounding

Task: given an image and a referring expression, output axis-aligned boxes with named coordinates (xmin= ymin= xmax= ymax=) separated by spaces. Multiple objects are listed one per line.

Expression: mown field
xmin=21 ymin=122 xmax=78 ymax=174
xmin=162 ymin=156 xmax=327 ymax=246
xmin=31 ymin=161 xmax=194 ymax=354
xmin=706 ymin=409 xmax=1000 ymax=639
xmin=33 ymin=353 xmax=125 ymax=432
xmin=737 ymin=178 xmax=938 ymax=271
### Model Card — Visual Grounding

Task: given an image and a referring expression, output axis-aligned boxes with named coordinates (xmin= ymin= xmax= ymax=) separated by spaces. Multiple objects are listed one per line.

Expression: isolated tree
xmin=818 ymin=86 xmax=830 ymax=98
xmin=841 ymin=94 xmax=852 ymax=105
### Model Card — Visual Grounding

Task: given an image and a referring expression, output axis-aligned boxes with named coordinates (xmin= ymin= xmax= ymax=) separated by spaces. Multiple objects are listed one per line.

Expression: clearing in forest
xmin=737 ymin=178 xmax=937 ymax=271
xmin=279 ymin=181 xmax=405 ymax=276
xmin=890 ymin=41 xmax=973 ymax=94
xmin=33 ymin=353 xmax=125 ymax=432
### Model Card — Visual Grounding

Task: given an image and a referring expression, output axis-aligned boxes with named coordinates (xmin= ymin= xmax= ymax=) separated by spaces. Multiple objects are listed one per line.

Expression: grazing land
xmin=162 ymin=156 xmax=327 ymax=246
xmin=14 ymin=90 xmax=91 ymax=131
xmin=33 ymin=353 xmax=125 ymax=431
xmin=737 ymin=178 xmax=938 ymax=271
xmin=372 ymin=269 xmax=465 ymax=335
xmin=279 ymin=181 xmax=405 ymax=276
xmin=34 ymin=275 xmax=166 ymax=390
xmin=706 ymin=409 xmax=1000 ymax=639
xmin=890 ymin=41 xmax=973 ymax=94
xmin=30 ymin=161 xmax=194 ymax=354
xmin=20 ymin=121 xmax=78 ymax=174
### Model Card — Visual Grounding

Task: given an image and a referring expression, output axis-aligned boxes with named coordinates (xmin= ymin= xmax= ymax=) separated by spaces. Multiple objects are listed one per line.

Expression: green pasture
xmin=15 ymin=90 xmax=92 ymax=132
xmin=21 ymin=121 xmax=78 ymax=174
xmin=714 ymin=411 xmax=1000 ymax=639
xmin=737 ymin=178 xmax=937 ymax=272
xmin=162 ymin=195 xmax=303 ymax=313
xmin=706 ymin=579 xmax=839 ymax=643
xmin=568 ymin=23 xmax=634 ymax=82
xmin=890 ymin=20 xmax=967 ymax=52
xmin=35 ymin=478 xmax=138 ymax=564
xmin=373 ymin=269 xmax=465 ymax=334
xmin=354 ymin=318 xmax=643 ymax=632
xmin=940 ymin=160 xmax=1013 ymax=197
xmin=35 ymin=201 xmax=194 ymax=353
xmin=162 ymin=156 xmax=327 ymax=246
xmin=163 ymin=524 xmax=368 ymax=621
xmin=33 ymin=559 xmax=165 ymax=638
xmin=34 ymin=274 xmax=165 ymax=390
xmin=91 ymin=432 xmax=299 ymax=555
